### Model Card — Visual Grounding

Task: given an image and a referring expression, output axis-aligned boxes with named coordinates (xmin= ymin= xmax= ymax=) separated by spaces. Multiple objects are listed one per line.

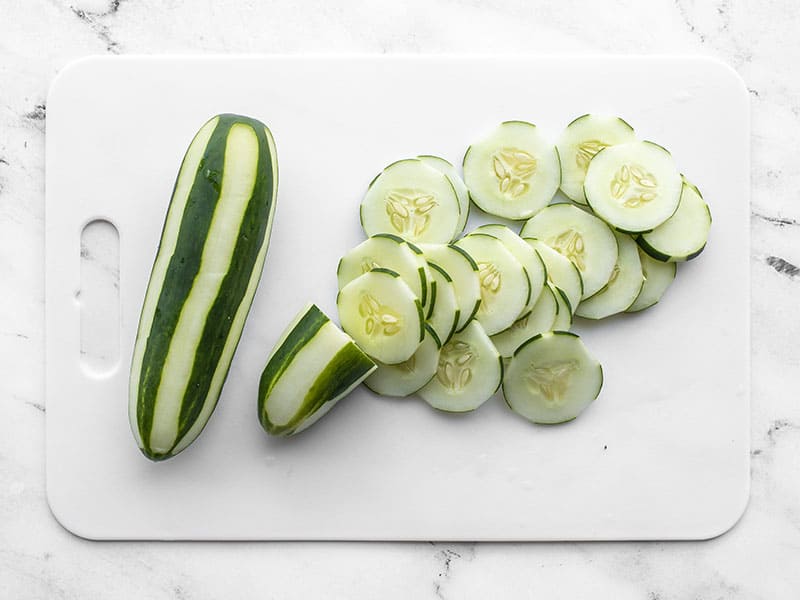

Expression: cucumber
xmin=490 ymin=284 xmax=558 ymax=359
xmin=463 ymin=121 xmax=561 ymax=220
xmin=364 ymin=326 xmax=440 ymax=397
xmin=626 ymin=248 xmax=677 ymax=312
xmin=550 ymin=285 xmax=574 ymax=330
xmin=471 ymin=224 xmax=546 ymax=316
xmin=637 ymin=177 xmax=712 ymax=262
xmin=337 ymin=268 xmax=424 ymax=364
xmin=129 ymin=113 xmax=278 ymax=461
xmin=454 ymin=233 xmax=530 ymax=335
xmin=258 ymin=304 xmax=376 ymax=436
xmin=426 ymin=262 xmax=460 ymax=347
xmin=337 ymin=233 xmax=431 ymax=309
xmin=360 ymin=158 xmax=461 ymax=243
xmin=418 ymin=155 xmax=470 ymax=236
xmin=520 ymin=203 xmax=618 ymax=299
xmin=584 ymin=141 xmax=682 ymax=233
xmin=575 ymin=231 xmax=644 ymax=319
xmin=419 ymin=243 xmax=482 ymax=333
xmin=503 ymin=331 xmax=602 ymax=425
xmin=418 ymin=321 xmax=503 ymax=413
xmin=523 ymin=237 xmax=583 ymax=314
xmin=556 ymin=114 xmax=636 ymax=204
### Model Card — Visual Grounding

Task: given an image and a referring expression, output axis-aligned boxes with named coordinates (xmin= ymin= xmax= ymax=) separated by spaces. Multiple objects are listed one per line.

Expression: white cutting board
xmin=45 ymin=56 xmax=750 ymax=540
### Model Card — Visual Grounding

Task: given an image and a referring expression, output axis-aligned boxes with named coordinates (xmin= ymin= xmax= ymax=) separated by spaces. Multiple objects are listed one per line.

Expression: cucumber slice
xmin=364 ymin=326 xmax=440 ymax=397
xmin=471 ymin=224 xmax=546 ymax=315
xmin=576 ymin=231 xmax=643 ymax=319
xmin=419 ymin=243 xmax=481 ymax=333
xmin=637 ymin=177 xmax=712 ymax=262
xmin=426 ymin=262 xmax=460 ymax=347
xmin=523 ymin=237 xmax=583 ymax=314
xmin=258 ymin=304 xmax=376 ymax=436
xmin=337 ymin=234 xmax=431 ymax=308
xmin=360 ymin=158 xmax=461 ymax=243
xmin=551 ymin=285 xmax=573 ymax=330
xmin=557 ymin=114 xmax=636 ymax=204
xmin=520 ymin=203 xmax=618 ymax=299
xmin=626 ymin=248 xmax=677 ymax=312
xmin=418 ymin=155 xmax=470 ymax=236
xmin=503 ymin=331 xmax=602 ymax=425
xmin=454 ymin=233 xmax=530 ymax=335
xmin=490 ymin=284 xmax=558 ymax=359
xmin=584 ymin=141 xmax=682 ymax=233
xmin=418 ymin=321 xmax=503 ymax=413
xmin=463 ymin=121 xmax=561 ymax=220
xmin=337 ymin=268 xmax=424 ymax=364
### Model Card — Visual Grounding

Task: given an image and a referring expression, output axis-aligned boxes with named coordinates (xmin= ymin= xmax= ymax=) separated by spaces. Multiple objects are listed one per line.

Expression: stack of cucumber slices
xmin=258 ymin=115 xmax=711 ymax=436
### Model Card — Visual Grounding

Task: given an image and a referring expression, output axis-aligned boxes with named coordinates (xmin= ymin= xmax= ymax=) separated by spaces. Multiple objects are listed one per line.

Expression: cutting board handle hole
xmin=79 ymin=219 xmax=120 ymax=377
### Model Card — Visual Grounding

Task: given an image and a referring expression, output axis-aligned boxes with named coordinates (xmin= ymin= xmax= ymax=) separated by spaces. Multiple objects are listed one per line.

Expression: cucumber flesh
xmin=557 ymin=114 xmax=636 ymax=204
xmin=637 ymin=177 xmax=711 ymax=262
xmin=520 ymin=203 xmax=618 ymax=299
xmin=550 ymin=284 xmax=573 ymax=330
xmin=626 ymin=248 xmax=677 ymax=312
xmin=418 ymin=155 xmax=470 ymax=236
xmin=463 ymin=121 xmax=561 ymax=220
xmin=584 ymin=141 xmax=682 ymax=233
xmin=425 ymin=262 xmax=460 ymax=347
xmin=364 ymin=326 xmax=440 ymax=397
xmin=418 ymin=321 xmax=503 ymax=413
xmin=360 ymin=158 xmax=461 ymax=244
xmin=576 ymin=231 xmax=643 ymax=319
xmin=455 ymin=233 xmax=530 ymax=335
xmin=503 ymin=331 xmax=602 ymax=425
xmin=337 ymin=268 xmax=424 ymax=364
xmin=523 ymin=237 xmax=583 ymax=314
xmin=490 ymin=284 xmax=558 ymax=359
xmin=419 ymin=243 xmax=481 ymax=333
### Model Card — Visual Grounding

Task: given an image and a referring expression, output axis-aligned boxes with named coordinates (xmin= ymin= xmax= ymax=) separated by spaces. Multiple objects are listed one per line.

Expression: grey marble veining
xmin=1 ymin=0 xmax=800 ymax=597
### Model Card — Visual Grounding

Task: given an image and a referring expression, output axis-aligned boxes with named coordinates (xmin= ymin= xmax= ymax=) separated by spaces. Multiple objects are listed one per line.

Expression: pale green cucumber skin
xmin=130 ymin=113 xmax=278 ymax=461
xmin=626 ymin=249 xmax=677 ymax=313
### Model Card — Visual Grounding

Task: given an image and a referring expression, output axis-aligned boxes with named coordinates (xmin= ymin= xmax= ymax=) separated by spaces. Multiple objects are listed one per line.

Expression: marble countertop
xmin=1 ymin=0 xmax=799 ymax=597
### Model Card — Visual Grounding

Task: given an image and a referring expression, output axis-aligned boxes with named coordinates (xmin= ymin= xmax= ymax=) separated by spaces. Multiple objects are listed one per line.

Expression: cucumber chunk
xmin=364 ymin=326 xmax=441 ymax=397
xmin=557 ymin=114 xmax=636 ymax=204
xmin=523 ymin=237 xmax=584 ymax=314
xmin=520 ymin=203 xmax=618 ymax=299
xmin=258 ymin=304 xmax=376 ymax=436
xmin=576 ymin=231 xmax=643 ymax=319
xmin=490 ymin=284 xmax=558 ymax=359
xmin=418 ymin=321 xmax=503 ymax=413
xmin=626 ymin=248 xmax=677 ymax=312
xmin=418 ymin=155 xmax=470 ymax=236
xmin=426 ymin=262 xmax=460 ymax=347
xmin=419 ymin=243 xmax=481 ymax=333
xmin=471 ymin=224 xmax=546 ymax=316
xmin=337 ymin=268 xmax=424 ymax=364
xmin=455 ymin=233 xmax=530 ymax=335
xmin=503 ymin=331 xmax=602 ymax=425
xmin=551 ymin=284 xmax=574 ymax=330
xmin=637 ymin=177 xmax=712 ymax=262
xmin=360 ymin=158 xmax=461 ymax=243
xmin=463 ymin=121 xmax=561 ymax=220
xmin=584 ymin=141 xmax=682 ymax=233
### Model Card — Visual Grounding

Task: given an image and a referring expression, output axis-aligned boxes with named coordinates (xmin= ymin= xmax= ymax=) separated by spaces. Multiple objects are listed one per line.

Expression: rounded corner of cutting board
xmin=46 ymin=484 xmax=106 ymax=541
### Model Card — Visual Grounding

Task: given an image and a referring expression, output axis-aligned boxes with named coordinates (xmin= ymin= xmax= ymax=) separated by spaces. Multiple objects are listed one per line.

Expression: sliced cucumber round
xmin=550 ymin=285 xmax=573 ymax=330
xmin=471 ymin=224 xmax=546 ymax=316
xmin=490 ymin=284 xmax=558 ymax=359
xmin=503 ymin=331 xmax=602 ymax=425
xmin=418 ymin=155 xmax=470 ymax=236
xmin=523 ymin=237 xmax=583 ymax=314
xmin=364 ymin=326 xmax=440 ymax=397
xmin=626 ymin=248 xmax=677 ymax=313
xmin=419 ymin=243 xmax=481 ymax=333
xmin=360 ymin=158 xmax=461 ymax=244
xmin=418 ymin=321 xmax=503 ymax=413
xmin=337 ymin=234 xmax=431 ymax=308
xmin=426 ymin=262 xmax=460 ymax=347
xmin=520 ymin=203 xmax=618 ymax=299
xmin=576 ymin=231 xmax=643 ymax=319
xmin=454 ymin=233 xmax=530 ymax=335
xmin=557 ymin=114 xmax=636 ymax=204
xmin=463 ymin=121 xmax=561 ymax=220
xmin=584 ymin=141 xmax=682 ymax=233
xmin=337 ymin=268 xmax=424 ymax=364
xmin=637 ymin=177 xmax=712 ymax=262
